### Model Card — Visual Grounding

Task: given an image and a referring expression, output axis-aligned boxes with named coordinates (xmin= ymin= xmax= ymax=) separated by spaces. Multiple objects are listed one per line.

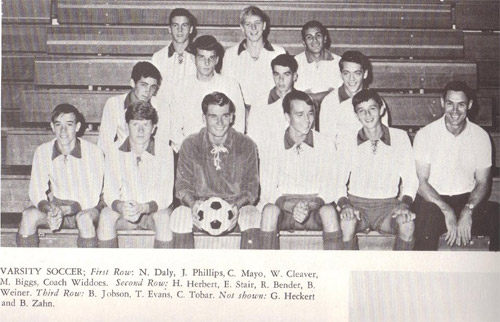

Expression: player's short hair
xmin=125 ymin=100 xmax=158 ymax=125
xmin=301 ymin=20 xmax=331 ymax=49
xmin=352 ymin=89 xmax=383 ymax=112
xmin=51 ymin=103 xmax=83 ymax=125
xmin=131 ymin=61 xmax=162 ymax=86
xmin=240 ymin=6 xmax=266 ymax=25
xmin=271 ymin=54 xmax=298 ymax=73
xmin=169 ymin=8 xmax=195 ymax=26
xmin=339 ymin=50 xmax=369 ymax=71
xmin=443 ymin=80 xmax=473 ymax=102
xmin=202 ymin=92 xmax=235 ymax=115
xmin=282 ymin=90 xmax=315 ymax=115
xmin=192 ymin=35 xmax=225 ymax=73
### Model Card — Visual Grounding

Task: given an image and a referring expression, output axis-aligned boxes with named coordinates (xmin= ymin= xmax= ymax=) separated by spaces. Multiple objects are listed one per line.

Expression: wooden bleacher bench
xmin=33 ymin=58 xmax=478 ymax=90
xmin=2 ymin=24 xmax=48 ymax=54
xmin=1 ymin=0 xmax=53 ymax=24
xmin=1 ymin=54 xmax=36 ymax=82
xmin=454 ymin=0 xmax=499 ymax=30
xmin=46 ymin=25 xmax=464 ymax=58
xmin=56 ymin=1 xmax=452 ymax=29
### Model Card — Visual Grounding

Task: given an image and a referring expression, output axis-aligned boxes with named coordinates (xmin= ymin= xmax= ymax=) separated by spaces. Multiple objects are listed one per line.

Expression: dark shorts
xmin=116 ymin=213 xmax=155 ymax=231
xmin=349 ymin=195 xmax=401 ymax=234
xmin=277 ymin=195 xmax=325 ymax=231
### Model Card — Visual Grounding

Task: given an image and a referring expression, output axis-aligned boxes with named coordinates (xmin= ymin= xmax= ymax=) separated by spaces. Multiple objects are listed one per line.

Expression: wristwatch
xmin=465 ymin=203 xmax=474 ymax=210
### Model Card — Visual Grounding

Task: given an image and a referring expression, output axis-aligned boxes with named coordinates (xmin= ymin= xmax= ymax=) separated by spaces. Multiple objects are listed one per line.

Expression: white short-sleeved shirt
xmin=294 ymin=51 xmax=342 ymax=93
xmin=413 ymin=117 xmax=492 ymax=195
xmin=222 ymin=40 xmax=286 ymax=108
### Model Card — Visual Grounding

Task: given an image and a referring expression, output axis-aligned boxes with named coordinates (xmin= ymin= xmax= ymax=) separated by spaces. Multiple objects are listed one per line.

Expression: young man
xmin=222 ymin=6 xmax=286 ymax=109
xmin=320 ymin=51 xmax=388 ymax=139
xmin=336 ymin=89 xmax=417 ymax=250
xmin=258 ymin=91 xmax=342 ymax=250
xmin=97 ymin=61 xmax=163 ymax=154
xmin=246 ymin=53 xmax=297 ymax=144
xmin=17 ymin=104 xmax=104 ymax=248
xmin=169 ymin=35 xmax=245 ymax=151
xmin=294 ymin=20 xmax=342 ymax=105
xmin=98 ymin=101 xmax=174 ymax=248
xmin=412 ymin=81 xmax=498 ymax=251
xmin=152 ymin=8 xmax=197 ymax=102
xmin=170 ymin=92 xmax=260 ymax=249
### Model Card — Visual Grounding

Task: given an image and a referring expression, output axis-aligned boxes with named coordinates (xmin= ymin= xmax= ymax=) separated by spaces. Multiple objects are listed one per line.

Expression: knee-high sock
xmin=173 ymin=232 xmax=194 ymax=249
xmin=154 ymin=239 xmax=174 ymax=249
xmin=259 ymin=230 xmax=279 ymax=250
xmin=323 ymin=231 xmax=342 ymax=250
xmin=98 ymin=237 xmax=118 ymax=248
xmin=240 ymin=228 xmax=260 ymax=249
xmin=16 ymin=233 xmax=39 ymax=247
xmin=343 ymin=238 xmax=358 ymax=250
xmin=77 ymin=236 xmax=98 ymax=248
xmin=394 ymin=237 xmax=414 ymax=251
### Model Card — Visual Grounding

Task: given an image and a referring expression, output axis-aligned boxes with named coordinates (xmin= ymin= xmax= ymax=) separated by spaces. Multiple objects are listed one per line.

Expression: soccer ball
xmin=196 ymin=197 xmax=236 ymax=236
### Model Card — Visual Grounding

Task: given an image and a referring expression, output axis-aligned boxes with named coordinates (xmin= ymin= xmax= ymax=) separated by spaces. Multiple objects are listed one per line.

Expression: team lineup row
xmin=16 ymin=6 xmax=498 ymax=250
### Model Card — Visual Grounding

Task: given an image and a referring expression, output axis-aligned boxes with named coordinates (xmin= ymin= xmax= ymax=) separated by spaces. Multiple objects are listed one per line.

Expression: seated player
xmin=320 ymin=51 xmax=388 ymax=139
xmin=98 ymin=61 xmax=164 ymax=154
xmin=152 ymin=8 xmax=197 ymax=99
xmin=17 ymin=104 xmax=104 ymax=248
xmin=169 ymin=35 xmax=245 ymax=151
xmin=413 ymin=81 xmax=499 ymax=251
xmin=336 ymin=89 xmax=417 ymax=250
xmin=222 ymin=6 xmax=286 ymax=109
xmin=98 ymin=101 xmax=174 ymax=248
xmin=294 ymin=20 xmax=342 ymax=105
xmin=247 ymin=53 xmax=297 ymax=144
xmin=170 ymin=92 xmax=260 ymax=249
xmin=258 ymin=91 xmax=342 ymax=250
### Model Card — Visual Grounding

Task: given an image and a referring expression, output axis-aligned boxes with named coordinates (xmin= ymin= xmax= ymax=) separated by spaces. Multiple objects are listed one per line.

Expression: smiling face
xmin=355 ymin=98 xmax=382 ymax=130
xmin=285 ymin=99 xmax=314 ymax=136
xmin=51 ymin=112 xmax=81 ymax=150
xmin=204 ymin=103 xmax=233 ymax=143
xmin=169 ymin=15 xmax=192 ymax=44
xmin=195 ymin=49 xmax=218 ymax=80
xmin=341 ymin=61 xmax=367 ymax=97
xmin=442 ymin=90 xmax=472 ymax=128
xmin=133 ymin=76 xmax=159 ymax=102
xmin=128 ymin=119 xmax=155 ymax=147
xmin=241 ymin=15 xmax=266 ymax=42
xmin=273 ymin=65 xmax=297 ymax=97
xmin=304 ymin=26 xmax=326 ymax=55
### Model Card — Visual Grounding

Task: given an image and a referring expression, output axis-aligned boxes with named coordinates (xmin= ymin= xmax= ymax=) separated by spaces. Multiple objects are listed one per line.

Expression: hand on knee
xmin=341 ymin=218 xmax=357 ymax=241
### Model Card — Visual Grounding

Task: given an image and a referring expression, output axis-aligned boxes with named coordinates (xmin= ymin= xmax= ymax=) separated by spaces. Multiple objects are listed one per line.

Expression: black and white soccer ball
xmin=196 ymin=197 xmax=236 ymax=236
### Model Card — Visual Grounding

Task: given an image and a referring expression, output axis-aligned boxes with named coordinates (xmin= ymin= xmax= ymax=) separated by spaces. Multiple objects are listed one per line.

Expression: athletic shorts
xmin=277 ymin=195 xmax=325 ymax=231
xmin=116 ymin=213 xmax=155 ymax=231
xmin=349 ymin=195 xmax=400 ymax=234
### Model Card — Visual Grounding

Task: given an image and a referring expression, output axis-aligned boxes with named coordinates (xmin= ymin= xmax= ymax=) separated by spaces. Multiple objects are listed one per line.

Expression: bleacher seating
xmin=2 ymin=0 xmax=499 ymax=249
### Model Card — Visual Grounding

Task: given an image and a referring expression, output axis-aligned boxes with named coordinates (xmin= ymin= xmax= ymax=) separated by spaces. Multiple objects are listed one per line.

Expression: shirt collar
xmin=123 ymin=90 xmax=142 ymax=110
xmin=284 ymin=128 xmax=314 ymax=150
xmin=357 ymin=124 xmax=391 ymax=146
xmin=304 ymin=49 xmax=334 ymax=64
xmin=118 ymin=137 xmax=155 ymax=156
xmin=268 ymin=87 xmax=281 ymax=104
xmin=202 ymin=127 xmax=235 ymax=150
xmin=441 ymin=116 xmax=471 ymax=137
xmin=237 ymin=39 xmax=275 ymax=55
xmin=52 ymin=138 xmax=82 ymax=160
xmin=167 ymin=42 xmax=193 ymax=57
xmin=338 ymin=85 xmax=351 ymax=103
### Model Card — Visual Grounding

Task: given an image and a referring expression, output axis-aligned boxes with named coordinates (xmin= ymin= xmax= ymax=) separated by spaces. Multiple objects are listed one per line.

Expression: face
xmin=51 ymin=113 xmax=81 ymax=148
xmin=285 ymin=99 xmax=314 ymax=136
xmin=355 ymin=99 xmax=382 ymax=130
xmin=273 ymin=65 xmax=297 ymax=96
xmin=341 ymin=61 xmax=367 ymax=96
xmin=195 ymin=49 xmax=218 ymax=78
xmin=204 ymin=103 xmax=233 ymax=141
xmin=133 ymin=76 xmax=159 ymax=102
xmin=442 ymin=90 xmax=472 ymax=127
xmin=128 ymin=119 xmax=155 ymax=147
xmin=241 ymin=15 xmax=266 ymax=42
xmin=169 ymin=16 xmax=193 ymax=44
xmin=304 ymin=27 xmax=326 ymax=54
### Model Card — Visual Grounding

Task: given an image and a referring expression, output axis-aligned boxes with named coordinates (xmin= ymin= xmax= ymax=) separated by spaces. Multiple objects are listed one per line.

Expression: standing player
xmin=170 ymin=92 xmax=260 ymax=249
xmin=294 ymin=20 xmax=342 ymax=106
xmin=17 ymin=104 xmax=104 ymax=248
xmin=97 ymin=61 xmax=163 ymax=154
xmin=336 ymin=89 xmax=418 ymax=250
xmin=98 ymin=101 xmax=174 ymax=248
xmin=222 ymin=6 xmax=286 ymax=109
xmin=258 ymin=91 xmax=342 ymax=250
xmin=320 ymin=51 xmax=388 ymax=138
xmin=169 ymin=35 xmax=245 ymax=151
xmin=412 ymin=81 xmax=498 ymax=251
xmin=246 ymin=53 xmax=297 ymax=144
xmin=152 ymin=8 xmax=197 ymax=104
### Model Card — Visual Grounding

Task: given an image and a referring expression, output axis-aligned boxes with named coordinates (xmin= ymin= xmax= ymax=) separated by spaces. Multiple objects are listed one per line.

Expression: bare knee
xmin=261 ymin=204 xmax=280 ymax=232
xmin=238 ymin=206 xmax=261 ymax=231
xmin=97 ymin=208 xmax=120 ymax=238
xmin=75 ymin=211 xmax=97 ymax=238
xmin=19 ymin=207 xmax=46 ymax=235
xmin=153 ymin=208 xmax=173 ymax=240
xmin=319 ymin=204 xmax=339 ymax=232
xmin=170 ymin=206 xmax=193 ymax=233
xmin=396 ymin=217 xmax=415 ymax=241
